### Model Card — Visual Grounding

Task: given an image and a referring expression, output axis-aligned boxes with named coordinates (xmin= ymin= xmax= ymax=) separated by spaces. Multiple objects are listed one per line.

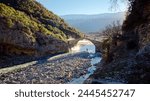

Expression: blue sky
xmin=37 ymin=0 xmax=128 ymax=15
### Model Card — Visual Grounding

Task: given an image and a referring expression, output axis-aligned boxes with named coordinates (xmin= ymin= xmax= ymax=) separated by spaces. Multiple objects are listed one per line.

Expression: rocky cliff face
xmin=89 ymin=0 xmax=150 ymax=84
xmin=0 ymin=0 xmax=83 ymax=57
xmin=0 ymin=0 xmax=84 ymax=68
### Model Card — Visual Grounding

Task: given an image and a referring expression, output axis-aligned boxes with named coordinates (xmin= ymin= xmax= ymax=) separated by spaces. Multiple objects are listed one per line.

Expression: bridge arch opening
xmin=70 ymin=39 xmax=96 ymax=53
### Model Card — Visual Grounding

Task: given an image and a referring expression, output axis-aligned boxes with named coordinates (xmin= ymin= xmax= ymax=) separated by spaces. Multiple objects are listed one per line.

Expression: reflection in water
xmin=70 ymin=39 xmax=96 ymax=53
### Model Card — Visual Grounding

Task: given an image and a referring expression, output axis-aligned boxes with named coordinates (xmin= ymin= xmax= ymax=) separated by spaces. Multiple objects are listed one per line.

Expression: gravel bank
xmin=0 ymin=52 xmax=91 ymax=84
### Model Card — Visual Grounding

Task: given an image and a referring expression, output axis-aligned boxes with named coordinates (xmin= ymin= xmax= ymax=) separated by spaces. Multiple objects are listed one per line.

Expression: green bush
xmin=6 ymin=19 xmax=14 ymax=28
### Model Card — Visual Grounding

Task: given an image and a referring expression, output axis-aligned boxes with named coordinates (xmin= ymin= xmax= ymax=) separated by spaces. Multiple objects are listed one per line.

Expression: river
xmin=0 ymin=39 xmax=102 ymax=84
xmin=69 ymin=39 xmax=102 ymax=84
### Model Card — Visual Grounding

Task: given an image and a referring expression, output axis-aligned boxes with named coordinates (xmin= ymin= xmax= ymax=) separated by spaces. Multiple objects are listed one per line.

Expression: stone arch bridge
xmin=67 ymin=36 xmax=105 ymax=52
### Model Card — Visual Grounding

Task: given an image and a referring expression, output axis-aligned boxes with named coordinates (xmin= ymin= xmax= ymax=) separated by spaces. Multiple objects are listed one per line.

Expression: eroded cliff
xmin=0 ymin=0 xmax=83 ymax=67
xmin=89 ymin=0 xmax=150 ymax=84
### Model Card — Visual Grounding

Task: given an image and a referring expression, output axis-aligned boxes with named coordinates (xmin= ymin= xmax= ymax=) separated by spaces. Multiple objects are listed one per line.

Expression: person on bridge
xmin=86 ymin=48 xmax=88 ymax=52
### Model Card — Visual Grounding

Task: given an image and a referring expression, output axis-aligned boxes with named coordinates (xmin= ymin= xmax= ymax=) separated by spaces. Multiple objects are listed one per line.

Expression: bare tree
xmin=102 ymin=21 xmax=122 ymax=39
xmin=110 ymin=0 xmax=134 ymax=12
xmin=110 ymin=0 xmax=128 ymax=11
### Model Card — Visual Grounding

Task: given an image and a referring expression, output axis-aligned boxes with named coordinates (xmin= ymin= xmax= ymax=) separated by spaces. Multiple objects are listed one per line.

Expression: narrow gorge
xmin=0 ymin=0 xmax=150 ymax=84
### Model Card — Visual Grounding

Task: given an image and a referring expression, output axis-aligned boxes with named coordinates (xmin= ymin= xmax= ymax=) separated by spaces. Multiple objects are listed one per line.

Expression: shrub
xmin=6 ymin=19 xmax=14 ymax=28
xmin=101 ymin=21 xmax=122 ymax=62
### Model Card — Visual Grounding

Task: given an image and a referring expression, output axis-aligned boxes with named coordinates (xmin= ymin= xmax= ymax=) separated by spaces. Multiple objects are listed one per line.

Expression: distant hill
xmin=61 ymin=12 xmax=126 ymax=33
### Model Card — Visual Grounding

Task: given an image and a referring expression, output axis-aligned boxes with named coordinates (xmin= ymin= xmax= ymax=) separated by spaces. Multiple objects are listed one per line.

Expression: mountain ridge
xmin=61 ymin=12 xmax=126 ymax=33
xmin=62 ymin=12 xmax=125 ymax=19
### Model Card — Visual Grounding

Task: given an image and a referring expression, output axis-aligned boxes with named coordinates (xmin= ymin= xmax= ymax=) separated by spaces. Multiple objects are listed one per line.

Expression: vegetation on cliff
xmin=0 ymin=0 xmax=83 ymax=57
xmin=0 ymin=0 xmax=83 ymax=39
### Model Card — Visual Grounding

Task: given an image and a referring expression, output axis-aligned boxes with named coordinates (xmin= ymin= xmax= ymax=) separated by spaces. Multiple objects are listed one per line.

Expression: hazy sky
xmin=37 ymin=0 xmax=128 ymax=15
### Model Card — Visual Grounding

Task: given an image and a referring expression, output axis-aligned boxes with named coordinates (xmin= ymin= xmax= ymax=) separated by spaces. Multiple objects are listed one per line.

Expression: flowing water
xmin=69 ymin=39 xmax=102 ymax=84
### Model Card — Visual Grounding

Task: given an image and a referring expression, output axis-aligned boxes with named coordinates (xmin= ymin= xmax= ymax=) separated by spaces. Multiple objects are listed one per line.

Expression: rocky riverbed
xmin=0 ymin=52 xmax=91 ymax=84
